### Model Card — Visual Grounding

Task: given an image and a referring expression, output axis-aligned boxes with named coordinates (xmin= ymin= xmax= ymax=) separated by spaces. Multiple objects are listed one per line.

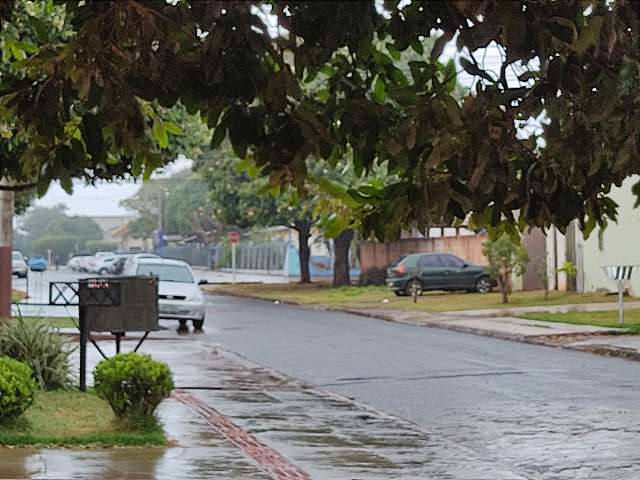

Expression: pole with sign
xmin=228 ymin=231 xmax=240 ymax=284
xmin=602 ymin=265 xmax=637 ymax=325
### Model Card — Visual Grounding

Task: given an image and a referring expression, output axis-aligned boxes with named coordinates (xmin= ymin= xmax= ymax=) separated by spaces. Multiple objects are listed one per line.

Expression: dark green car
xmin=386 ymin=252 xmax=496 ymax=296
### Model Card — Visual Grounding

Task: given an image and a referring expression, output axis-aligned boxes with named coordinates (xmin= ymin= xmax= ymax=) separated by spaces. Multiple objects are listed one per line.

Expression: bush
xmin=93 ymin=353 xmax=174 ymax=420
xmin=358 ymin=267 xmax=388 ymax=286
xmin=0 ymin=318 xmax=74 ymax=390
xmin=0 ymin=357 xmax=38 ymax=422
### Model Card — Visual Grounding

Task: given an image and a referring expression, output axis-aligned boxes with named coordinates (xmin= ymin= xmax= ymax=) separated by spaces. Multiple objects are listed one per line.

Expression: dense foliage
xmin=0 ymin=356 xmax=38 ymax=422
xmin=93 ymin=353 xmax=174 ymax=420
xmin=0 ymin=1 xmax=638 ymax=239
xmin=0 ymin=318 xmax=74 ymax=389
xmin=483 ymin=235 xmax=530 ymax=304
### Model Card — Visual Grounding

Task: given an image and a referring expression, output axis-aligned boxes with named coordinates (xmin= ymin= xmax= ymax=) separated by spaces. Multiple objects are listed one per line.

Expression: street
xmin=9 ymin=269 xmax=640 ymax=478
xmin=204 ymin=294 xmax=640 ymax=479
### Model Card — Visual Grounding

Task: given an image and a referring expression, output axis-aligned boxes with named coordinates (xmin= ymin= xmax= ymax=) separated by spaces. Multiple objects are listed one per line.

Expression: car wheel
xmin=99 ymin=268 xmax=109 ymax=275
xmin=404 ymin=279 xmax=424 ymax=297
xmin=192 ymin=319 xmax=204 ymax=330
xmin=476 ymin=276 xmax=492 ymax=294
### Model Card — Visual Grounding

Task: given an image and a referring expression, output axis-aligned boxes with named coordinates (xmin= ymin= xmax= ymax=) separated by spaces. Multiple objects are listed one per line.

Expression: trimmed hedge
xmin=0 ymin=357 xmax=38 ymax=422
xmin=94 ymin=353 xmax=174 ymax=420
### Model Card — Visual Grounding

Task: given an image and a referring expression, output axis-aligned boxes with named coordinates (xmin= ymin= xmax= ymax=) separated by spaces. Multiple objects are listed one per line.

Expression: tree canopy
xmin=0 ymin=1 xmax=638 ymax=240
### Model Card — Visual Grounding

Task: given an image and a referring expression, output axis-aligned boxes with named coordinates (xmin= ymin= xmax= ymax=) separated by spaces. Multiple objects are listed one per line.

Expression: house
xmin=522 ymin=176 xmax=640 ymax=295
xmin=90 ymin=215 xmax=145 ymax=251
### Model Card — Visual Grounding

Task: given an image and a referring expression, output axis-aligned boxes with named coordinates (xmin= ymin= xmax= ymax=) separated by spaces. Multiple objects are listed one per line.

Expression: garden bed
xmin=0 ymin=390 xmax=166 ymax=447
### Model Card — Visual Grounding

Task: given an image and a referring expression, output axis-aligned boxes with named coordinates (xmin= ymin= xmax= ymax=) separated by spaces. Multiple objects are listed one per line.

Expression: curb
xmin=207 ymin=290 xmax=640 ymax=363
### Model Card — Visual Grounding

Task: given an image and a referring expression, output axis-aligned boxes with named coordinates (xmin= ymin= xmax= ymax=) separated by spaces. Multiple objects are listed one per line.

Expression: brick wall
xmin=359 ymin=234 xmax=489 ymax=272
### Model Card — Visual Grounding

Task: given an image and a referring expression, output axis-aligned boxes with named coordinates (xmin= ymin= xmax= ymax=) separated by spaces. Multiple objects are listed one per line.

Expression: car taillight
xmin=394 ymin=264 xmax=407 ymax=276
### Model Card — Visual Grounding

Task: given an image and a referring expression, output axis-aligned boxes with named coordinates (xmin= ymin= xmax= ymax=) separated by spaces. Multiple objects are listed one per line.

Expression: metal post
xmin=79 ymin=305 xmax=87 ymax=391
xmin=115 ymin=332 xmax=122 ymax=354
xmin=618 ymin=279 xmax=624 ymax=325
xmin=231 ymin=242 xmax=237 ymax=284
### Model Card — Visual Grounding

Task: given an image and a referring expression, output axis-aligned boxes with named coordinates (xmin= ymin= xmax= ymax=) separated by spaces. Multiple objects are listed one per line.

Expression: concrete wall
xmin=359 ymin=234 xmax=489 ymax=272
xmin=577 ymin=176 xmax=640 ymax=295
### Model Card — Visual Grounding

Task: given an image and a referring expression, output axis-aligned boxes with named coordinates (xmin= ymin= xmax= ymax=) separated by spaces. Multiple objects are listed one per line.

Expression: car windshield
xmin=136 ymin=264 xmax=194 ymax=283
xmin=12 ymin=253 xmax=22 ymax=260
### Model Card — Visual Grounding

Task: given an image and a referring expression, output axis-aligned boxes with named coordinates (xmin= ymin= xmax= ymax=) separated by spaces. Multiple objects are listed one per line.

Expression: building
xmin=90 ymin=215 xmax=145 ymax=251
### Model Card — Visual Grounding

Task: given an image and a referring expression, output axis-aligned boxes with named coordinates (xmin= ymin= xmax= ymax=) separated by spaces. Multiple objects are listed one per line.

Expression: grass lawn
xmin=0 ymin=390 xmax=166 ymax=447
xmin=522 ymin=309 xmax=640 ymax=333
xmin=209 ymin=283 xmax=625 ymax=313
xmin=8 ymin=317 xmax=77 ymax=329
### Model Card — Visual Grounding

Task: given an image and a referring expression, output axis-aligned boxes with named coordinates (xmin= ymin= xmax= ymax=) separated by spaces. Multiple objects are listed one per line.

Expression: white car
xmin=92 ymin=255 xmax=117 ymax=275
xmin=121 ymin=253 xmax=159 ymax=274
xmin=95 ymin=251 xmax=115 ymax=259
xmin=68 ymin=255 xmax=96 ymax=272
xmin=11 ymin=251 xmax=27 ymax=278
xmin=125 ymin=257 xmax=206 ymax=330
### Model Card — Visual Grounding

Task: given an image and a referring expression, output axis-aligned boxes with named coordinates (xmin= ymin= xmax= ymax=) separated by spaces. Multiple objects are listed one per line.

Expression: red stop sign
xmin=228 ymin=231 xmax=241 ymax=243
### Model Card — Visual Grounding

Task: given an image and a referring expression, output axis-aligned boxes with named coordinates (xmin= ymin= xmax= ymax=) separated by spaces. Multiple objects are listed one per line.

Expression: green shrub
xmin=93 ymin=353 xmax=174 ymax=420
xmin=0 ymin=357 xmax=38 ymax=422
xmin=0 ymin=318 xmax=74 ymax=390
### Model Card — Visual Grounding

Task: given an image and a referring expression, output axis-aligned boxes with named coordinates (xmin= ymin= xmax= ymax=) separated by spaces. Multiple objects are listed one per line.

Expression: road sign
xmin=601 ymin=264 xmax=638 ymax=325
xmin=228 ymin=231 xmax=241 ymax=244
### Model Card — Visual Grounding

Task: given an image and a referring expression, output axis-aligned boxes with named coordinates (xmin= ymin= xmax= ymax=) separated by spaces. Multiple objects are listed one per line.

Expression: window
xmin=136 ymin=264 xmax=195 ymax=283
xmin=12 ymin=252 xmax=22 ymax=261
xmin=390 ymin=255 xmax=407 ymax=267
xmin=418 ymin=255 xmax=439 ymax=267
xmin=440 ymin=255 xmax=465 ymax=268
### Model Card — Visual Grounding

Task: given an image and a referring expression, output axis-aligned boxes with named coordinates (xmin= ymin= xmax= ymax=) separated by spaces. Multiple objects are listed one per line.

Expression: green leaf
xmin=442 ymin=95 xmax=463 ymax=127
xmin=373 ymin=76 xmax=387 ymax=103
xmin=386 ymin=43 xmax=401 ymax=60
xmin=164 ymin=121 xmax=182 ymax=135
xmin=81 ymin=113 xmax=104 ymax=159
xmin=459 ymin=57 xmax=495 ymax=83
xmin=152 ymin=121 xmax=169 ymax=148
xmin=210 ymin=123 xmax=226 ymax=149
xmin=431 ymin=31 xmax=454 ymax=61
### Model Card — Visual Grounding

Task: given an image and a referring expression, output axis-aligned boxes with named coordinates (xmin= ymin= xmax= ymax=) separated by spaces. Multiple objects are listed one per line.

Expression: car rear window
xmin=390 ymin=255 xmax=407 ymax=267
xmin=136 ymin=264 xmax=195 ymax=283
xmin=12 ymin=252 xmax=22 ymax=260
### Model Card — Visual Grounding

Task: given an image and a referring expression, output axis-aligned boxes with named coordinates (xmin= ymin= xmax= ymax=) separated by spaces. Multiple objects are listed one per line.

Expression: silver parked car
xmin=125 ymin=257 xmax=206 ymax=330
xmin=11 ymin=251 xmax=27 ymax=278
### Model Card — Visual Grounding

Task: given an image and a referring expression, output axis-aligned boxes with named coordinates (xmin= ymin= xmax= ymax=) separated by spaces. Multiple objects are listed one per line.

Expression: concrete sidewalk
xmin=1 ymin=327 xmax=522 ymax=479
xmin=343 ymin=305 xmax=640 ymax=361
xmin=443 ymin=300 xmax=640 ymax=317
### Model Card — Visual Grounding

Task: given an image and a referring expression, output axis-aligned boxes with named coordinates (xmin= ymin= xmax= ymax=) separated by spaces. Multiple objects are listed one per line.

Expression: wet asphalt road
xmin=205 ymin=294 xmax=640 ymax=479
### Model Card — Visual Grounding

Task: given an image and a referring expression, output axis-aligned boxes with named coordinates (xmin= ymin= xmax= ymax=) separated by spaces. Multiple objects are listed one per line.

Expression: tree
xmin=482 ymin=236 xmax=529 ymax=304
xmin=196 ymin=146 xmax=317 ymax=283
xmin=0 ymin=1 xmax=637 ymax=240
xmin=17 ymin=206 xmax=103 ymax=258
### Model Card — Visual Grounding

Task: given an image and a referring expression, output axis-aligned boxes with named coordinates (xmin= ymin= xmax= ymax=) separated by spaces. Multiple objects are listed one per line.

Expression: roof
xmin=134 ymin=257 xmax=190 ymax=267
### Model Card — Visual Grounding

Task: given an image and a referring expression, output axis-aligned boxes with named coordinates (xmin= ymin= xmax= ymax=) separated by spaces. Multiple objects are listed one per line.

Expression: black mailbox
xmin=80 ymin=276 xmax=159 ymax=332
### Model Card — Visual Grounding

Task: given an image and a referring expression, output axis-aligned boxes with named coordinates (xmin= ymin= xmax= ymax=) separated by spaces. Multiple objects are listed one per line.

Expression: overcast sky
xmin=33 ymin=31 xmax=537 ymax=218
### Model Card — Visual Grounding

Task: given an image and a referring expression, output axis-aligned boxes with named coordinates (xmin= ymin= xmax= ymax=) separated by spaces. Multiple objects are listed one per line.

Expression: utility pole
xmin=0 ymin=178 xmax=15 ymax=318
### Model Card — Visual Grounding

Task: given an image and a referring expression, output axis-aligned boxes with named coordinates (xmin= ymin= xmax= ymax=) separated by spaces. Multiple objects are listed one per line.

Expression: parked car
xmin=11 ymin=251 xmax=27 ymax=278
xmin=67 ymin=255 xmax=95 ymax=272
xmin=121 ymin=253 xmax=160 ymax=274
xmin=386 ymin=252 xmax=496 ymax=296
xmin=124 ymin=257 xmax=206 ymax=330
xmin=28 ymin=256 xmax=48 ymax=272
xmin=110 ymin=254 xmax=132 ymax=275
xmin=94 ymin=251 xmax=115 ymax=259
xmin=92 ymin=255 xmax=118 ymax=275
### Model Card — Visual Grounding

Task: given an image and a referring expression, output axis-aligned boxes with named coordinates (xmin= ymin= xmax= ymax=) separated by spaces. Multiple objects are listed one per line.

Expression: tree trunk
xmin=333 ymin=229 xmax=354 ymax=287
xmin=294 ymin=220 xmax=312 ymax=284
xmin=499 ymin=275 xmax=509 ymax=304
xmin=0 ymin=179 xmax=15 ymax=318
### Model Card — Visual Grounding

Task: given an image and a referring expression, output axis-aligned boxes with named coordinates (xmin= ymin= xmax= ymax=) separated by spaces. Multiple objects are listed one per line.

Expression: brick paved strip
xmin=172 ymin=389 xmax=310 ymax=480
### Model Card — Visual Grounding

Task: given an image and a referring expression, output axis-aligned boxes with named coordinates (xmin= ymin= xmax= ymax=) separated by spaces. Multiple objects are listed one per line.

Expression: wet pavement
xmin=4 ymin=294 xmax=640 ymax=479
